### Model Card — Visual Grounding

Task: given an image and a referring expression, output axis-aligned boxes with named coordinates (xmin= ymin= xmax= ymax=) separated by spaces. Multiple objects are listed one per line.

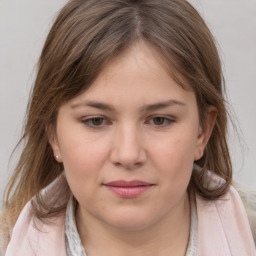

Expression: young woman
xmin=1 ymin=0 xmax=255 ymax=255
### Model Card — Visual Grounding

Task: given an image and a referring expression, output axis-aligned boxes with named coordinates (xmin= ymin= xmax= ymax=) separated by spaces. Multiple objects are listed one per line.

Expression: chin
xmin=104 ymin=210 xmax=156 ymax=231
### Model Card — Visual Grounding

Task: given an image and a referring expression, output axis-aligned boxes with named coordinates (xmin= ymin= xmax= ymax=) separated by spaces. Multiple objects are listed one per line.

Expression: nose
xmin=110 ymin=124 xmax=147 ymax=169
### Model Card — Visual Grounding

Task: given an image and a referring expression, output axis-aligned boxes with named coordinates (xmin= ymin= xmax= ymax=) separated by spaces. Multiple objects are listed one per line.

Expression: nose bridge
xmin=110 ymin=122 xmax=146 ymax=168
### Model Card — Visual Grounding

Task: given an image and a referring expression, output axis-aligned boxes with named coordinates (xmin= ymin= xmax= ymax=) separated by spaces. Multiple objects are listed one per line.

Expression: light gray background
xmin=0 ymin=0 xmax=256 ymax=209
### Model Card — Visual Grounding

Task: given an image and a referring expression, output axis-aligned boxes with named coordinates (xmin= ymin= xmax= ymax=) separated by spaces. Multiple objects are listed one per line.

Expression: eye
xmin=81 ymin=116 xmax=110 ymax=128
xmin=147 ymin=116 xmax=175 ymax=127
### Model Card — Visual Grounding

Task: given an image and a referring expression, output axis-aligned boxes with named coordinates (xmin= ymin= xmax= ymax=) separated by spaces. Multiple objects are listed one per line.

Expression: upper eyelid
xmin=80 ymin=114 xmax=176 ymax=122
xmin=145 ymin=116 xmax=176 ymax=125
xmin=81 ymin=117 xmax=111 ymax=129
xmin=82 ymin=116 xmax=100 ymax=119
xmin=80 ymin=115 xmax=175 ymax=121
xmin=146 ymin=115 xmax=175 ymax=121
xmin=81 ymin=116 xmax=108 ymax=122
xmin=81 ymin=115 xmax=108 ymax=121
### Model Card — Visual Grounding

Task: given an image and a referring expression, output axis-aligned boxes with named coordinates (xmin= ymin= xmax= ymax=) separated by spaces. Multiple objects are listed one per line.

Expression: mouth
xmin=103 ymin=180 xmax=154 ymax=198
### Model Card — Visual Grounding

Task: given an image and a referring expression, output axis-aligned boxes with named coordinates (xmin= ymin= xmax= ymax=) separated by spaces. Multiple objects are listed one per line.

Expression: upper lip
xmin=104 ymin=180 xmax=153 ymax=187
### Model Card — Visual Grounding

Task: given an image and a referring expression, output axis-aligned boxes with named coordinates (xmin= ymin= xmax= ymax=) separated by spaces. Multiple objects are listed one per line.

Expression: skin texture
xmin=49 ymin=41 xmax=216 ymax=255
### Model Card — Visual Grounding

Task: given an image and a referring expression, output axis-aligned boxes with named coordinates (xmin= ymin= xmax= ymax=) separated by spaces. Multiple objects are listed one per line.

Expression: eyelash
xmin=81 ymin=116 xmax=175 ymax=129
xmin=81 ymin=116 xmax=110 ymax=128
xmin=146 ymin=116 xmax=175 ymax=127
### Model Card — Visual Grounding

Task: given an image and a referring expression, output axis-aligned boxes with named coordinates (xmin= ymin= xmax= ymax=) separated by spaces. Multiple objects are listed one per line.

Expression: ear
xmin=46 ymin=124 xmax=63 ymax=163
xmin=194 ymin=106 xmax=217 ymax=161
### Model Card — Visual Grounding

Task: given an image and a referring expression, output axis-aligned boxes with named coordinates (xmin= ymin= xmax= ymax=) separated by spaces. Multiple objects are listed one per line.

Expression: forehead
xmin=68 ymin=41 xmax=196 ymax=110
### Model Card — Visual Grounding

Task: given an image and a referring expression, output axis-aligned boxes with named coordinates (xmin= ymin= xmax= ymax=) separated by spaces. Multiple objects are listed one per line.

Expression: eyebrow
xmin=71 ymin=101 xmax=115 ymax=111
xmin=71 ymin=99 xmax=186 ymax=112
xmin=140 ymin=99 xmax=186 ymax=112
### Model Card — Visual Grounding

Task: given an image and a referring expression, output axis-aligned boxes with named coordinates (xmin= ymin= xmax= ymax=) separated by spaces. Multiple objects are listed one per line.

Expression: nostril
xmin=112 ymin=157 xmax=145 ymax=170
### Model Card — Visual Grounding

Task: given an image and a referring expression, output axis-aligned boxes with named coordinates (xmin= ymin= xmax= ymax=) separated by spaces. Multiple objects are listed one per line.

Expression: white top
xmin=64 ymin=195 xmax=198 ymax=256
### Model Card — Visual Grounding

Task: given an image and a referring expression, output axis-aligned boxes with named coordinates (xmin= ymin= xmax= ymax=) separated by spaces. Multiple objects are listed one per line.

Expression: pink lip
xmin=104 ymin=180 xmax=154 ymax=198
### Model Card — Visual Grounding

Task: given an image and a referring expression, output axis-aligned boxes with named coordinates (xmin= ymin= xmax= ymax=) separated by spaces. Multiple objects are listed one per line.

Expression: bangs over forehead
xmin=38 ymin=0 xmax=221 ymax=109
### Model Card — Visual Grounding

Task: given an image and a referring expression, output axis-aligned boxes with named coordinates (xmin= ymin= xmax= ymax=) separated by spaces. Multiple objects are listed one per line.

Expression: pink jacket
xmin=4 ymin=174 xmax=256 ymax=256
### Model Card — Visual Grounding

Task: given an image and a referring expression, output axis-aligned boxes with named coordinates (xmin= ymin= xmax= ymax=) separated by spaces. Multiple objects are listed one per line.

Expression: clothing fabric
xmin=64 ymin=194 xmax=197 ymax=256
xmin=65 ymin=198 xmax=87 ymax=256
xmin=185 ymin=194 xmax=197 ymax=256
xmin=4 ymin=173 xmax=256 ymax=256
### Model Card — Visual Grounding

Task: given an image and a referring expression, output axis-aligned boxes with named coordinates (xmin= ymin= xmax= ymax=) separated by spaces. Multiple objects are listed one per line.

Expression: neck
xmin=76 ymin=193 xmax=190 ymax=256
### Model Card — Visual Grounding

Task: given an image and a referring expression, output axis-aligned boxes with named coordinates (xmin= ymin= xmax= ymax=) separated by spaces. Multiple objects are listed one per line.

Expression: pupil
xmin=92 ymin=118 xmax=103 ymax=125
xmin=154 ymin=117 xmax=164 ymax=125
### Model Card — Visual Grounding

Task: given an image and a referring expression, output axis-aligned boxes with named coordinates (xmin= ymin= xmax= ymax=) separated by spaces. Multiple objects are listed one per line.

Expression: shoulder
xmin=6 ymin=202 xmax=66 ymax=256
xmin=5 ymin=175 xmax=68 ymax=256
xmin=233 ymin=181 xmax=256 ymax=244
xmin=195 ymin=173 xmax=256 ymax=254
xmin=5 ymin=202 xmax=38 ymax=255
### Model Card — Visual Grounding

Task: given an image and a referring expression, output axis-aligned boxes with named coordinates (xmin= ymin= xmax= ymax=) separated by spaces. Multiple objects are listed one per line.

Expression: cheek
xmin=56 ymin=131 xmax=111 ymax=200
xmin=57 ymin=127 xmax=109 ymax=172
xmin=150 ymin=131 xmax=197 ymax=187
xmin=60 ymin=138 xmax=109 ymax=205
xmin=152 ymin=132 xmax=197 ymax=167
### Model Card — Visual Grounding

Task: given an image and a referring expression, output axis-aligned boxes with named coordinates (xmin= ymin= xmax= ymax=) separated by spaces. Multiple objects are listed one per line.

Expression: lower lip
xmin=105 ymin=185 xmax=152 ymax=198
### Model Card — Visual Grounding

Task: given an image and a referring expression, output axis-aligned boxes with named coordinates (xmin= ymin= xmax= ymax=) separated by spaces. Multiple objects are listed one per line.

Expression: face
xmin=49 ymin=42 xmax=213 ymax=231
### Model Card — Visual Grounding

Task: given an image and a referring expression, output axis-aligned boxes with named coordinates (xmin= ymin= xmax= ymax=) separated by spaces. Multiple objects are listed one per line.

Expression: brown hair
xmin=1 ymin=0 xmax=232 ymax=248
